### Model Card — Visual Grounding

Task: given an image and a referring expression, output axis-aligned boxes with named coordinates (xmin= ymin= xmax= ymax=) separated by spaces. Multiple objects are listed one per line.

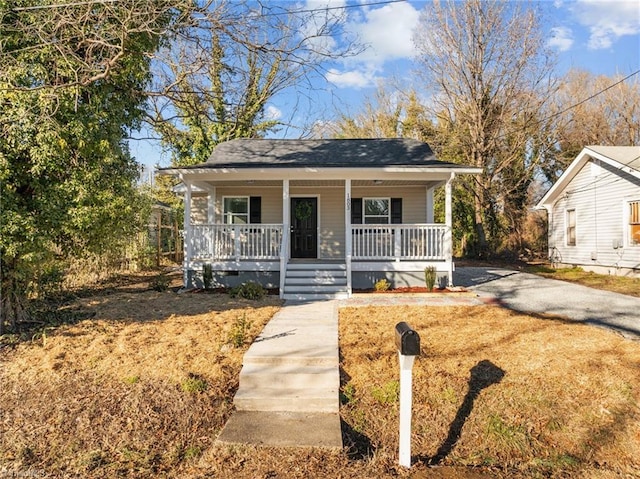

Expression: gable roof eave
xmin=536 ymin=146 xmax=640 ymax=210
xmin=156 ymin=164 xmax=483 ymax=180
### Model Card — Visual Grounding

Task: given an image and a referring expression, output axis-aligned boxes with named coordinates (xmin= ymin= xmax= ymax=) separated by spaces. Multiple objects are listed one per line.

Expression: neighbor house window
xmin=363 ymin=198 xmax=390 ymax=224
xmin=566 ymin=209 xmax=576 ymax=246
xmin=629 ymin=200 xmax=640 ymax=245
xmin=223 ymin=197 xmax=249 ymax=224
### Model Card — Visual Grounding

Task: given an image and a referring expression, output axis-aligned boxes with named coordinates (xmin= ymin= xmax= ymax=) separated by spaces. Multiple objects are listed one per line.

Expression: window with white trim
xmin=363 ymin=198 xmax=390 ymax=224
xmin=223 ymin=197 xmax=249 ymax=224
xmin=629 ymin=200 xmax=640 ymax=245
xmin=566 ymin=209 xmax=576 ymax=246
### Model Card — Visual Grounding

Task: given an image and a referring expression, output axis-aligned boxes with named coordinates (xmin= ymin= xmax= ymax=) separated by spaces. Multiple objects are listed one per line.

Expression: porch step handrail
xmin=351 ymin=224 xmax=448 ymax=260
xmin=190 ymin=224 xmax=283 ymax=260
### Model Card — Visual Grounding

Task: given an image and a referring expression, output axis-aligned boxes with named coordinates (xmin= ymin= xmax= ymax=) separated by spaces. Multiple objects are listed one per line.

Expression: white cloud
xmin=348 ymin=2 xmax=421 ymax=64
xmin=547 ymin=26 xmax=574 ymax=51
xmin=572 ymin=0 xmax=640 ymax=50
xmin=265 ymin=105 xmax=282 ymax=121
xmin=322 ymin=2 xmax=420 ymax=89
xmin=325 ymin=68 xmax=378 ymax=88
xmin=299 ymin=0 xmax=347 ymax=55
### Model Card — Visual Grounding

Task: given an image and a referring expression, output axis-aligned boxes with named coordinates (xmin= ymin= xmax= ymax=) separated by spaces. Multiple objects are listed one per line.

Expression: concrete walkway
xmin=217 ymin=293 xmax=491 ymax=448
xmin=217 ymin=300 xmax=343 ymax=448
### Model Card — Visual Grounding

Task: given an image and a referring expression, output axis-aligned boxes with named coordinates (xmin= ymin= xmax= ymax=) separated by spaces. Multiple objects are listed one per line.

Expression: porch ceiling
xmin=195 ymin=179 xmax=444 ymax=188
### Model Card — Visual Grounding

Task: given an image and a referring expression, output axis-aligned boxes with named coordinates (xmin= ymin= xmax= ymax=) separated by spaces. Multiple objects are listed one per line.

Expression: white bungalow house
xmin=159 ymin=138 xmax=482 ymax=299
xmin=536 ymin=145 xmax=640 ymax=277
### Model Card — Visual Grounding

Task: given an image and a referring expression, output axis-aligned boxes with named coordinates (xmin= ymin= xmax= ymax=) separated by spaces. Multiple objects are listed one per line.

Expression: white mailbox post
xmin=395 ymin=321 xmax=420 ymax=468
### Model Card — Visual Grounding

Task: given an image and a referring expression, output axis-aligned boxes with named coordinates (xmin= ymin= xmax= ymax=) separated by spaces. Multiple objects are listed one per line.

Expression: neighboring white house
xmin=536 ymin=145 xmax=640 ymax=277
xmin=158 ymin=138 xmax=482 ymax=299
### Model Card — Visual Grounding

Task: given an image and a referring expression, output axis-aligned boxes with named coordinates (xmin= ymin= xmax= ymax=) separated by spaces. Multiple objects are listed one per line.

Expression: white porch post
xmin=345 ymin=179 xmax=352 ymax=296
xmin=280 ymin=179 xmax=290 ymax=298
xmin=207 ymin=187 xmax=216 ymax=223
xmin=445 ymin=173 xmax=454 ymax=287
xmin=182 ymin=176 xmax=192 ymax=288
xmin=426 ymin=186 xmax=434 ymax=223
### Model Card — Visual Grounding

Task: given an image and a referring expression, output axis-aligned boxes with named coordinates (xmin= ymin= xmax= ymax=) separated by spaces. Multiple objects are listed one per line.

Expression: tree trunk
xmin=474 ymin=183 xmax=488 ymax=257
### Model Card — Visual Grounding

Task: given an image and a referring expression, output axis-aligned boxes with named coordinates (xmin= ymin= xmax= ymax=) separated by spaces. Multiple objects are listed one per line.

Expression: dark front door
xmin=291 ymin=197 xmax=317 ymax=258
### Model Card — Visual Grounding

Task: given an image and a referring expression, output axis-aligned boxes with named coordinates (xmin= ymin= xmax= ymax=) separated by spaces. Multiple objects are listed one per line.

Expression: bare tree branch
xmin=413 ymin=0 xmax=558 ymax=254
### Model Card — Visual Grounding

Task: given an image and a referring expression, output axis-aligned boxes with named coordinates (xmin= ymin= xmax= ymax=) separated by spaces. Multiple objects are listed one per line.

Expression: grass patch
xmin=1 ymin=275 xmax=638 ymax=478
xmin=371 ymin=380 xmax=399 ymax=405
xmin=526 ymin=265 xmax=640 ymax=297
xmin=180 ymin=373 xmax=208 ymax=393
xmin=227 ymin=313 xmax=252 ymax=348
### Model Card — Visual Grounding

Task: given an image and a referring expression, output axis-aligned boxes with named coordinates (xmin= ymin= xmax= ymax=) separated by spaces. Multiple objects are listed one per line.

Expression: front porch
xmin=181 ymin=176 xmax=456 ymax=298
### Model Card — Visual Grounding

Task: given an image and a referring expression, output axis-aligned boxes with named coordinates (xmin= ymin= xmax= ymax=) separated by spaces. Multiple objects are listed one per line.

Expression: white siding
xmin=190 ymin=187 xmax=282 ymax=224
xmin=321 ymin=188 xmax=345 ymax=259
xmin=190 ymin=195 xmax=208 ymax=224
xmin=352 ymin=186 xmax=427 ymax=223
xmin=549 ymin=159 xmax=640 ymax=273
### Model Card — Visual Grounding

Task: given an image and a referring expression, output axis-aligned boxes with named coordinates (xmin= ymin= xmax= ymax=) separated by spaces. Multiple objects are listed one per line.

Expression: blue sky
xmin=133 ymin=0 xmax=640 ymax=169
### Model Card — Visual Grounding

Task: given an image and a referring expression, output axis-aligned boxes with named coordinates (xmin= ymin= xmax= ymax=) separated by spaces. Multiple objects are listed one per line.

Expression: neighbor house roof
xmin=536 ymin=145 xmax=640 ymax=210
xmin=158 ymin=138 xmax=480 ymax=172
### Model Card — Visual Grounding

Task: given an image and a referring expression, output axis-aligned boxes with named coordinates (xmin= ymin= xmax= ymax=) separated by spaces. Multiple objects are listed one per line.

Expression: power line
xmin=258 ymin=0 xmax=406 ymax=16
xmin=4 ymin=1 xmax=638 ymax=143
xmin=12 ymin=0 xmax=405 ymax=13
xmin=564 ymin=153 xmax=640 ymax=196
xmin=490 ymin=69 xmax=640 ymax=144
xmin=13 ymin=0 xmax=118 ymax=11
xmin=546 ymin=69 xmax=640 ymax=123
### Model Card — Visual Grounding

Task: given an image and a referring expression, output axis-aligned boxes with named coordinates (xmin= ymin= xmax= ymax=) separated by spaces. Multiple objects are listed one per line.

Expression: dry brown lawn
xmin=0 ymin=274 xmax=639 ymax=478
xmin=340 ymin=305 xmax=640 ymax=478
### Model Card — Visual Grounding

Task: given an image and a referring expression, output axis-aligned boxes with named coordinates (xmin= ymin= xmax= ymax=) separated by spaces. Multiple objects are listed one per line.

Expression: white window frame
xmin=628 ymin=199 xmax=640 ymax=246
xmin=363 ymin=197 xmax=391 ymax=224
xmin=223 ymin=196 xmax=249 ymax=225
xmin=565 ymin=208 xmax=576 ymax=247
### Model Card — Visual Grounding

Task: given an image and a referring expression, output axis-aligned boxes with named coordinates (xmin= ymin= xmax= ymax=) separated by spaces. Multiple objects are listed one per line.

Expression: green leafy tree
xmin=0 ymin=1 xmax=179 ymax=333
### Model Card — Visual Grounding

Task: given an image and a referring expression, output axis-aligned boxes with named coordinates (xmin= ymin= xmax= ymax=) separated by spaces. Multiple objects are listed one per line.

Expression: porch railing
xmin=190 ymin=224 xmax=283 ymax=260
xmin=187 ymin=223 xmax=448 ymax=262
xmin=351 ymin=224 xmax=448 ymax=260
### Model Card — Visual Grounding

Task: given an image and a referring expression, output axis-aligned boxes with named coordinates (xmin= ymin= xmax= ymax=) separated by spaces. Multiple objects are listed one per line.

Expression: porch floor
xmin=287 ymin=258 xmax=345 ymax=264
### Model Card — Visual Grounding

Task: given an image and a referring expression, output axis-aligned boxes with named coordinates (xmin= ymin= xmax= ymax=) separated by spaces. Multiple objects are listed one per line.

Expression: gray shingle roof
xmin=185 ymin=138 xmax=465 ymax=169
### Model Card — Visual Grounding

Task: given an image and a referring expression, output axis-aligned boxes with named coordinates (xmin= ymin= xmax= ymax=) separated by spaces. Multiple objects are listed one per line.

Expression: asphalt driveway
xmin=454 ymin=266 xmax=640 ymax=340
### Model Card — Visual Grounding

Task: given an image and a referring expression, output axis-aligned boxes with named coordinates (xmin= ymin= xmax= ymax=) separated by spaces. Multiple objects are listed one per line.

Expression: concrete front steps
xmin=217 ymin=300 xmax=343 ymax=448
xmin=234 ymin=363 xmax=338 ymax=412
xmin=282 ymin=262 xmax=348 ymax=300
